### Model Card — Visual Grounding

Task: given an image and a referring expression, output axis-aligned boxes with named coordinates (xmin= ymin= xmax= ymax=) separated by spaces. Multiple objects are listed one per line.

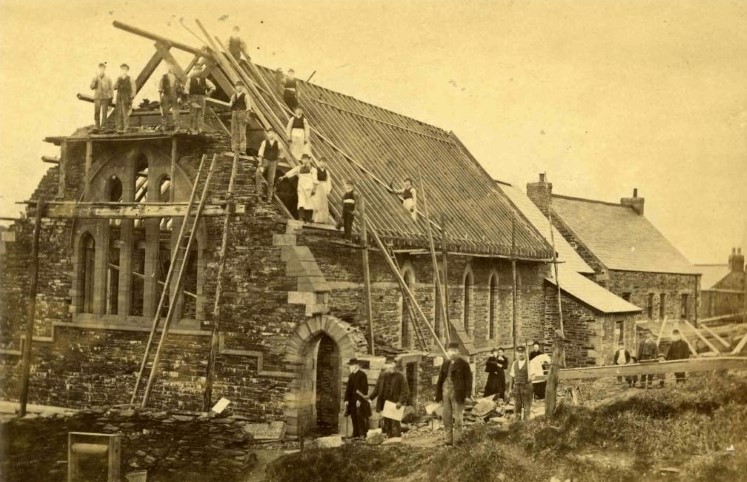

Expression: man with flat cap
xmin=368 ymin=356 xmax=409 ymax=438
xmin=90 ymin=62 xmax=113 ymax=131
xmin=509 ymin=345 xmax=541 ymax=421
xmin=344 ymin=358 xmax=370 ymax=439
xmin=435 ymin=341 xmax=473 ymax=446
xmin=229 ymin=80 xmax=252 ymax=153
xmin=113 ymin=63 xmax=136 ymax=133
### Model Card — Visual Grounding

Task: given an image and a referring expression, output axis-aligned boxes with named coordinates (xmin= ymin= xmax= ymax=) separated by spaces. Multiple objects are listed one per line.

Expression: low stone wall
xmin=0 ymin=406 xmax=259 ymax=482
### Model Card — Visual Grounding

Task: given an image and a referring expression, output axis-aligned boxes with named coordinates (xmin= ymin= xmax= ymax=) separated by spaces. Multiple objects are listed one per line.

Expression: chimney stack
xmin=527 ymin=173 xmax=553 ymax=217
xmin=731 ymin=247 xmax=745 ymax=273
xmin=621 ymin=188 xmax=645 ymax=216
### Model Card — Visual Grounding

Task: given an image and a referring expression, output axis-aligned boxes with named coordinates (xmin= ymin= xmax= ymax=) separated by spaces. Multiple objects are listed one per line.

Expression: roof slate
xmin=551 ymin=195 xmax=698 ymax=275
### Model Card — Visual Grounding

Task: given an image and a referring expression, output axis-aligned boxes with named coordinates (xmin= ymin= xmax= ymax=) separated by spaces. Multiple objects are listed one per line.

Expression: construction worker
xmin=312 ymin=157 xmax=332 ymax=224
xmin=279 ymin=154 xmax=317 ymax=223
xmin=667 ymin=329 xmax=691 ymax=384
xmin=227 ymin=26 xmax=247 ymax=61
xmin=113 ymin=63 xmax=137 ymax=134
xmin=344 ymin=358 xmax=371 ymax=440
xmin=390 ymin=178 xmax=417 ymax=221
xmin=185 ymin=63 xmax=216 ymax=134
xmin=637 ymin=332 xmax=658 ymax=388
xmin=256 ymin=128 xmax=281 ymax=202
xmin=285 ymin=106 xmax=310 ymax=160
xmin=509 ymin=346 xmax=540 ymax=421
xmin=229 ymin=80 xmax=252 ymax=153
xmin=158 ymin=66 xmax=183 ymax=131
xmin=368 ymin=357 xmax=409 ymax=438
xmin=90 ymin=62 xmax=113 ymax=131
xmin=283 ymin=69 xmax=299 ymax=110
xmin=435 ymin=341 xmax=473 ymax=446
xmin=337 ymin=180 xmax=356 ymax=241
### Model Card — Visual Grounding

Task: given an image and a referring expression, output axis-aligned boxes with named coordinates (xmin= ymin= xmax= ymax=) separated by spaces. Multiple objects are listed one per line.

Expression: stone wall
xmin=0 ymin=406 xmax=258 ymax=482
xmin=607 ymin=270 xmax=699 ymax=323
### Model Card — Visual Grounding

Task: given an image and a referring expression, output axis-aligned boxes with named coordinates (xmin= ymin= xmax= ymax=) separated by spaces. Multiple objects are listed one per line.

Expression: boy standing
xmin=229 ymin=80 xmax=251 ymax=153
xmin=185 ymin=63 xmax=216 ymax=133
xmin=113 ymin=64 xmax=136 ymax=133
xmin=90 ymin=62 xmax=113 ymax=130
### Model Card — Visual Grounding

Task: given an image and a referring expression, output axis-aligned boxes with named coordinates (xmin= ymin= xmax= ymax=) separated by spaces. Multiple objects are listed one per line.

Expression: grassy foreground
xmin=265 ymin=373 xmax=747 ymax=482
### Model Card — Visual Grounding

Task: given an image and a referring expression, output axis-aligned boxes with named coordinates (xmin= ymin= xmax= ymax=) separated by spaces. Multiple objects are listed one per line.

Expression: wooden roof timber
xmin=112 ymin=20 xmax=209 ymax=58
xmin=19 ymin=201 xmax=244 ymax=219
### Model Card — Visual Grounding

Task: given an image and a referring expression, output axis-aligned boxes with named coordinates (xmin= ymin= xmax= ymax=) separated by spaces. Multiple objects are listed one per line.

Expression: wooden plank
xmin=84 ymin=140 xmax=93 ymax=198
xmin=113 ymin=20 xmax=208 ymax=58
xmin=154 ymin=42 xmax=187 ymax=82
xmin=699 ymin=322 xmax=731 ymax=349
xmin=559 ymin=357 xmax=747 ymax=380
xmin=441 ymin=214 xmax=451 ymax=342
xmin=360 ymin=197 xmax=375 ymax=355
xmin=134 ymin=50 xmax=165 ymax=94
xmin=44 ymin=202 xmax=243 ymax=219
xmin=683 ymin=319 xmax=720 ymax=353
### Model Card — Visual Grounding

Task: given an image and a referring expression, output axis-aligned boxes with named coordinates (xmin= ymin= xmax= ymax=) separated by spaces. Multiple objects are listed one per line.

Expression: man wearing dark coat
xmin=436 ymin=342 xmax=473 ymax=446
xmin=637 ymin=332 xmax=659 ymax=388
xmin=344 ymin=358 xmax=371 ymax=439
xmin=667 ymin=329 xmax=691 ymax=384
xmin=612 ymin=342 xmax=634 ymax=387
xmin=484 ymin=348 xmax=508 ymax=399
xmin=368 ymin=357 xmax=409 ymax=438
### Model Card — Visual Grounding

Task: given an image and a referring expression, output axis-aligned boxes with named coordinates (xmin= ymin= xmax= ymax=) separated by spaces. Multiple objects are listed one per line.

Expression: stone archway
xmin=283 ymin=315 xmax=361 ymax=437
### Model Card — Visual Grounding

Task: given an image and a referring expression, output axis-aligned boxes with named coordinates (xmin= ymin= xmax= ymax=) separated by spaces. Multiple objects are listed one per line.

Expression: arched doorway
xmin=314 ymin=334 xmax=340 ymax=435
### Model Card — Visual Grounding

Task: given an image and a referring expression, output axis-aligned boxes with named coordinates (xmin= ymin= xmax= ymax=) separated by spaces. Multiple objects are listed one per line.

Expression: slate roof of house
xmin=498 ymin=182 xmax=639 ymax=314
xmin=696 ymin=264 xmax=731 ymax=290
xmin=246 ymin=64 xmax=552 ymax=259
xmin=550 ymin=195 xmax=699 ymax=275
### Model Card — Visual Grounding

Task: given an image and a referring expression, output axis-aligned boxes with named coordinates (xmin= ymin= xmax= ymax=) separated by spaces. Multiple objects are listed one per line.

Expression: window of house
xmin=463 ymin=269 xmax=473 ymax=336
xmin=488 ymin=274 xmax=498 ymax=340
xmin=134 ymin=157 xmax=148 ymax=230
xmin=647 ymin=293 xmax=654 ymax=320
xmin=680 ymin=294 xmax=689 ymax=319
xmin=659 ymin=293 xmax=666 ymax=320
xmin=158 ymin=176 xmax=172 ymax=231
xmin=79 ymin=233 xmax=96 ymax=314
xmin=105 ymin=176 xmax=122 ymax=315
xmin=615 ymin=320 xmax=624 ymax=344
xmin=131 ymin=246 xmax=146 ymax=317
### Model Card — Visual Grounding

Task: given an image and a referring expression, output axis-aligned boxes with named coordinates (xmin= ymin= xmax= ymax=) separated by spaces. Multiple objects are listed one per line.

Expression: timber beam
xmin=558 ymin=356 xmax=747 ymax=381
xmin=113 ymin=20 xmax=208 ymax=58
xmin=39 ymin=202 xmax=245 ymax=219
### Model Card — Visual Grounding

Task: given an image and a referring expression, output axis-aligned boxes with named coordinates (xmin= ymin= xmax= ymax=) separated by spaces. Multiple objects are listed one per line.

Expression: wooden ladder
xmin=130 ymin=153 xmax=218 ymax=407
xmin=384 ymin=241 xmax=429 ymax=351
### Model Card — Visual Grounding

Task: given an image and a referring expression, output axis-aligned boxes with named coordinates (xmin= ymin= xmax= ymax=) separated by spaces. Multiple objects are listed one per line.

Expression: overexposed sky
xmin=0 ymin=0 xmax=745 ymax=263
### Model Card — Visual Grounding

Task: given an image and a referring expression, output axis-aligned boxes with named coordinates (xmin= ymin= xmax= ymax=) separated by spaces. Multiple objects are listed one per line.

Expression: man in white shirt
xmin=509 ymin=346 xmax=544 ymax=420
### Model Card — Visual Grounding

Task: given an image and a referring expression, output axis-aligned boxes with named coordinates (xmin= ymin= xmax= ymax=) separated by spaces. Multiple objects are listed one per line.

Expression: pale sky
xmin=1 ymin=0 xmax=745 ymax=264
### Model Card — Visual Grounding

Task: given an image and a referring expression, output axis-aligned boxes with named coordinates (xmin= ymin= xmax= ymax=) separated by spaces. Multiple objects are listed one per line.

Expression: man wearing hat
xmin=435 ymin=341 xmax=473 ymax=446
xmin=368 ymin=356 xmax=409 ymax=438
xmin=509 ymin=346 xmax=541 ymax=421
xmin=344 ymin=358 xmax=371 ymax=439
xmin=185 ymin=63 xmax=216 ymax=133
xmin=667 ymin=329 xmax=690 ymax=384
xmin=113 ymin=63 xmax=137 ymax=133
xmin=256 ymin=128 xmax=282 ymax=202
xmin=90 ymin=62 xmax=113 ymax=131
xmin=158 ymin=65 xmax=183 ymax=131
xmin=279 ymin=154 xmax=318 ymax=223
xmin=229 ymin=80 xmax=252 ymax=153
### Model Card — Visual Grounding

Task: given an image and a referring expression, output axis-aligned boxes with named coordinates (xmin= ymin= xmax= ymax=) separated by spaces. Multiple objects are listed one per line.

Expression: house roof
xmin=497 ymin=182 xmax=639 ymax=314
xmin=550 ymin=195 xmax=699 ymax=275
xmin=696 ymin=264 xmax=731 ymax=290
xmin=546 ymin=267 xmax=641 ymax=314
xmin=247 ymin=65 xmax=552 ymax=259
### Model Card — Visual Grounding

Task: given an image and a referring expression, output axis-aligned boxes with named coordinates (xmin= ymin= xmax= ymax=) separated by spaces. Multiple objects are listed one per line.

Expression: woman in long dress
xmin=280 ymin=154 xmax=317 ymax=223
xmin=484 ymin=348 xmax=508 ymax=399
xmin=285 ymin=106 xmax=310 ymax=160
xmin=312 ymin=157 xmax=332 ymax=224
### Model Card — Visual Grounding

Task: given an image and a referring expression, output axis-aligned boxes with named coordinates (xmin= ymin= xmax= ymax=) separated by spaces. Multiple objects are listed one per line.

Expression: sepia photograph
xmin=0 ymin=1 xmax=746 ymax=481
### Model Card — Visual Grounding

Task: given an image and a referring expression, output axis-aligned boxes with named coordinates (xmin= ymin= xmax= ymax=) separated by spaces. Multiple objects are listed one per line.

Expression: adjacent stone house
xmin=697 ymin=248 xmax=745 ymax=319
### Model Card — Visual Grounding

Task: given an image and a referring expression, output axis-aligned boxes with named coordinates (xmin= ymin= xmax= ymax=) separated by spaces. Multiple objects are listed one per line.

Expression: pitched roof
xmin=248 ymin=65 xmax=552 ymax=259
xmin=497 ymin=182 xmax=639 ymax=314
xmin=695 ymin=264 xmax=731 ymax=290
xmin=551 ymin=195 xmax=698 ymax=275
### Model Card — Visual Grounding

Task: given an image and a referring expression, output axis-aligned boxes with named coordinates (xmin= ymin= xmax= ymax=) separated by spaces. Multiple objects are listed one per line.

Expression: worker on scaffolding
xmin=256 ymin=128 xmax=282 ymax=202
xmin=158 ymin=65 xmax=183 ymax=131
xmin=185 ymin=63 xmax=216 ymax=134
xmin=229 ymin=80 xmax=252 ymax=154
xmin=90 ymin=62 xmax=113 ymax=132
xmin=389 ymin=178 xmax=418 ymax=221
xmin=312 ymin=157 xmax=332 ymax=224
xmin=227 ymin=26 xmax=247 ymax=61
xmin=283 ymin=69 xmax=299 ymax=110
xmin=337 ymin=180 xmax=357 ymax=241
xmin=285 ymin=106 xmax=311 ymax=160
xmin=113 ymin=63 xmax=137 ymax=134
xmin=279 ymin=154 xmax=317 ymax=223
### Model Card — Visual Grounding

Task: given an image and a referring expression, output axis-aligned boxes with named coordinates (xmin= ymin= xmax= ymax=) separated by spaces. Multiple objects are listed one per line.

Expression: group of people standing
xmin=612 ymin=330 xmax=691 ymax=388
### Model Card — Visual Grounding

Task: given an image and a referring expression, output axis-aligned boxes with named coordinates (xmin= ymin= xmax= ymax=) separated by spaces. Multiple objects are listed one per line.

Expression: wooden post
xmin=84 ymin=140 xmax=93 ymax=198
xmin=511 ymin=216 xmax=518 ymax=353
xmin=19 ymin=201 xmax=44 ymax=416
xmin=441 ymin=214 xmax=451 ymax=343
xmin=545 ymin=208 xmax=565 ymax=418
xmin=170 ymin=138 xmax=177 ymax=201
xmin=360 ymin=196 xmax=375 ymax=355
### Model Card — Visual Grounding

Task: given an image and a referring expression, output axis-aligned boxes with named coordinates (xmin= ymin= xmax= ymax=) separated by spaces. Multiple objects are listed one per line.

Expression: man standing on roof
xmin=227 ymin=26 xmax=247 ymax=61
xmin=312 ymin=158 xmax=332 ymax=224
xmin=279 ymin=154 xmax=317 ymax=223
xmin=185 ymin=63 xmax=216 ymax=134
xmin=158 ymin=65 xmax=183 ymax=131
xmin=229 ymin=80 xmax=252 ymax=154
xmin=256 ymin=128 xmax=282 ymax=202
xmin=283 ymin=69 xmax=299 ymax=110
xmin=113 ymin=63 xmax=137 ymax=134
xmin=90 ymin=62 xmax=113 ymax=132
xmin=337 ymin=180 xmax=356 ymax=242
xmin=285 ymin=106 xmax=311 ymax=160
xmin=435 ymin=342 xmax=473 ymax=446
xmin=389 ymin=178 xmax=417 ymax=221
